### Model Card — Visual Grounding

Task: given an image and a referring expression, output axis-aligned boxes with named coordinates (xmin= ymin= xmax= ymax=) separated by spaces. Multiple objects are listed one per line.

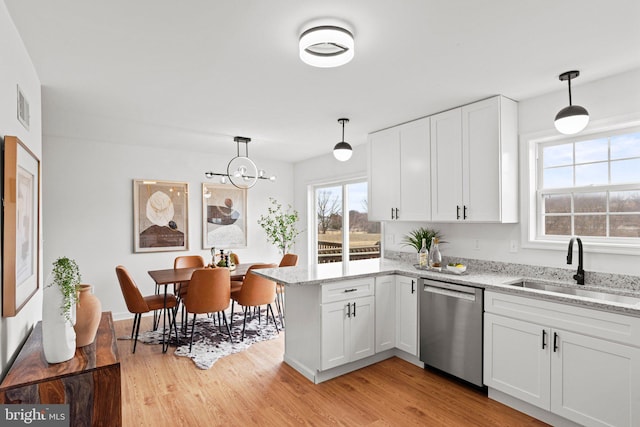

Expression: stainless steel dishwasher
xmin=419 ymin=279 xmax=484 ymax=387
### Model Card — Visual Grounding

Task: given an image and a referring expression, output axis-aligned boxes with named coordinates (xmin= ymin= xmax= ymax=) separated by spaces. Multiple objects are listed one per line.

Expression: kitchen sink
xmin=506 ymin=279 xmax=640 ymax=305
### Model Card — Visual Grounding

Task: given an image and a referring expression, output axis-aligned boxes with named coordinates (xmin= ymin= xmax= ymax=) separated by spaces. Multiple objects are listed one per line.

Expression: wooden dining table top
xmin=148 ymin=263 xmax=252 ymax=285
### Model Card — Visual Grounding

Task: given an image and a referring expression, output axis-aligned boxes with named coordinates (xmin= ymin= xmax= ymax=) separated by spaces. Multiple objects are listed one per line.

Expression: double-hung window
xmin=536 ymin=127 xmax=640 ymax=244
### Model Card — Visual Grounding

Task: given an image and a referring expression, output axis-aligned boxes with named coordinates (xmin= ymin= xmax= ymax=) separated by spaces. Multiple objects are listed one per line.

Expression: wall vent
xmin=17 ymin=85 xmax=30 ymax=130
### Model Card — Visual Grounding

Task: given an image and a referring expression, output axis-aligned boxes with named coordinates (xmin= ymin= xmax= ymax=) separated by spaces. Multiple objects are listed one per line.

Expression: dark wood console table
xmin=0 ymin=312 xmax=121 ymax=426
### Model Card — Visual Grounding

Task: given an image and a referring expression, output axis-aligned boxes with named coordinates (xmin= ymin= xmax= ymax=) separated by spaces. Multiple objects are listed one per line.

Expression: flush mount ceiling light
xmin=333 ymin=118 xmax=352 ymax=162
xmin=299 ymin=25 xmax=354 ymax=68
xmin=554 ymin=70 xmax=590 ymax=135
xmin=204 ymin=136 xmax=276 ymax=189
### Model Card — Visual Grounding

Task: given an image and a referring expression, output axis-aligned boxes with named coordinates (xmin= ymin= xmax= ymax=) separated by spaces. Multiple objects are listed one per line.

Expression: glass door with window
xmin=315 ymin=181 xmax=381 ymax=264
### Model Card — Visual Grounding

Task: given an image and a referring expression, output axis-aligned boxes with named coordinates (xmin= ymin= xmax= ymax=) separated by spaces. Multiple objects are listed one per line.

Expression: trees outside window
xmin=314 ymin=181 xmax=381 ymax=264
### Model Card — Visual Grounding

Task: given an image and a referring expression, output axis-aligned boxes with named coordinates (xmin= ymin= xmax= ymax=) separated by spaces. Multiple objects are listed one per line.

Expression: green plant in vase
xmin=49 ymin=257 xmax=81 ymax=323
xmin=257 ymin=198 xmax=302 ymax=255
xmin=401 ymin=227 xmax=444 ymax=254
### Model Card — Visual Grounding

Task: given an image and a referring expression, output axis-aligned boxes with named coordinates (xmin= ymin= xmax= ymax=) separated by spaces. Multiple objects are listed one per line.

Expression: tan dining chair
xmin=275 ymin=254 xmax=298 ymax=325
xmin=183 ymin=268 xmax=232 ymax=351
xmin=230 ymin=252 xmax=240 ymax=265
xmin=116 ymin=265 xmax=178 ymax=353
xmin=230 ymin=263 xmax=275 ymax=321
xmin=173 ymin=255 xmax=206 ymax=298
xmin=172 ymin=255 xmax=206 ymax=328
xmin=230 ymin=263 xmax=278 ymax=341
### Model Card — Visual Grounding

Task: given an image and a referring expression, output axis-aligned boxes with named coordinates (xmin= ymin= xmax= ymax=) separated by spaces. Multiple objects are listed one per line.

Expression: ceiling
xmin=5 ymin=0 xmax=640 ymax=163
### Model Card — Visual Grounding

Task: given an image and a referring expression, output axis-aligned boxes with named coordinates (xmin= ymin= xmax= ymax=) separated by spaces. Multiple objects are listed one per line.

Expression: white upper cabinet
xmin=369 ymin=95 xmax=517 ymax=223
xmin=430 ymin=108 xmax=463 ymax=221
xmin=369 ymin=117 xmax=430 ymax=221
xmin=431 ymin=95 xmax=518 ymax=223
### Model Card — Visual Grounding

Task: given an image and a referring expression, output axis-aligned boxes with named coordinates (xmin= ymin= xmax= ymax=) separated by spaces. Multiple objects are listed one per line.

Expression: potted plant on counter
xmin=401 ymin=227 xmax=444 ymax=262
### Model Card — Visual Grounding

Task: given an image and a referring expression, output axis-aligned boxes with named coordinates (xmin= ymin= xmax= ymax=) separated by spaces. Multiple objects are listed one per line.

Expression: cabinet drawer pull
xmin=542 ymin=330 xmax=547 ymax=349
xmin=553 ymin=332 xmax=559 ymax=352
xmin=343 ymin=288 xmax=358 ymax=293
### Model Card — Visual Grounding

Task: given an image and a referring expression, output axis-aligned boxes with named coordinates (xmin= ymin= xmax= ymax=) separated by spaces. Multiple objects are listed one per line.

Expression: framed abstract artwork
xmin=3 ymin=136 xmax=40 ymax=317
xmin=133 ymin=180 xmax=189 ymax=253
xmin=202 ymin=183 xmax=247 ymax=249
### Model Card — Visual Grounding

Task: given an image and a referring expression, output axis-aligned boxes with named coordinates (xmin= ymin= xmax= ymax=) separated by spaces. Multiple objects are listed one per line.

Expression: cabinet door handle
xmin=542 ymin=330 xmax=547 ymax=349
xmin=391 ymin=208 xmax=395 ymax=220
xmin=395 ymin=208 xmax=399 ymax=219
xmin=411 ymin=280 xmax=415 ymax=294
xmin=456 ymin=205 xmax=460 ymax=220
xmin=346 ymin=303 xmax=351 ymax=318
xmin=463 ymin=205 xmax=468 ymax=220
xmin=352 ymin=302 xmax=356 ymax=317
xmin=553 ymin=332 xmax=559 ymax=352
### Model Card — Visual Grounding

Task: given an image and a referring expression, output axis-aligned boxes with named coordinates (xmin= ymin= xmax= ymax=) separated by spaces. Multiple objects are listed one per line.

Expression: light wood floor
xmin=115 ymin=317 xmax=548 ymax=426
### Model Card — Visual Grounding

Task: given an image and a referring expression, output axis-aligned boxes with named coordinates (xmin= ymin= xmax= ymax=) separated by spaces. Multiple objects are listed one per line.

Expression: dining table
xmin=147 ymin=263 xmax=252 ymax=352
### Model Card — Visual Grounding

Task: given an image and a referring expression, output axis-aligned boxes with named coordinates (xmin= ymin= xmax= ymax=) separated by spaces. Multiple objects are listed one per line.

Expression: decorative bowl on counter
xmin=446 ymin=264 xmax=467 ymax=274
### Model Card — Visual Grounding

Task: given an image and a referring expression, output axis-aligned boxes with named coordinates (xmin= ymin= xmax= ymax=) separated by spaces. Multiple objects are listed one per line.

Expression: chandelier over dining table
xmin=204 ymin=136 xmax=276 ymax=189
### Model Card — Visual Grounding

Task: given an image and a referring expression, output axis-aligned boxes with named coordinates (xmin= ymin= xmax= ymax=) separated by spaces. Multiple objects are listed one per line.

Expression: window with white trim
xmin=537 ymin=127 xmax=640 ymax=241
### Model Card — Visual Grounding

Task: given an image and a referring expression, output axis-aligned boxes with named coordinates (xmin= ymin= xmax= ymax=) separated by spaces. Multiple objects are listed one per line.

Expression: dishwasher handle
xmin=423 ymin=284 xmax=477 ymax=302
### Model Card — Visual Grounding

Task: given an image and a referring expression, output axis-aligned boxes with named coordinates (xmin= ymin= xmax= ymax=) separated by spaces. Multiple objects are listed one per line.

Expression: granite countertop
xmin=253 ymin=258 xmax=640 ymax=317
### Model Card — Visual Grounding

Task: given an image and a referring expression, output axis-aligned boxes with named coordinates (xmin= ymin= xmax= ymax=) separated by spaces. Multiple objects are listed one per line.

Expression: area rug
xmin=124 ymin=310 xmax=281 ymax=369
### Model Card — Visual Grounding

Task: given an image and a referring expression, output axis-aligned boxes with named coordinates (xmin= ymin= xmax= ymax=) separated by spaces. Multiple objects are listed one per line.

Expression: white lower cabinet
xmin=484 ymin=291 xmax=640 ymax=427
xmin=375 ymin=275 xmax=396 ymax=353
xmin=395 ymin=276 xmax=418 ymax=356
xmin=321 ymin=288 xmax=375 ymax=371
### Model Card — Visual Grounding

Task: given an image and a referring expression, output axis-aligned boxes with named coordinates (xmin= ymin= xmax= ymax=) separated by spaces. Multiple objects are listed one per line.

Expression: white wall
xmin=0 ymin=1 xmax=42 ymax=377
xmin=43 ymin=134 xmax=293 ymax=321
xmin=382 ymin=68 xmax=640 ymax=276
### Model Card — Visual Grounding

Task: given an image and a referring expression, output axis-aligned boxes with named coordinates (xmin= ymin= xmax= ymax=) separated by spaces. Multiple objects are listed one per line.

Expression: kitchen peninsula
xmin=256 ymin=258 xmax=640 ymax=426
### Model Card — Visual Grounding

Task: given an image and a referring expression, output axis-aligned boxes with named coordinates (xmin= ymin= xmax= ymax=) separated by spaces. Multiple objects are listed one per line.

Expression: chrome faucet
xmin=567 ymin=237 xmax=585 ymax=285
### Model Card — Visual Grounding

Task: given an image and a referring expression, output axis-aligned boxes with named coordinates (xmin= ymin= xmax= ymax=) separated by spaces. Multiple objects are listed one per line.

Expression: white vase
xmin=42 ymin=284 xmax=76 ymax=363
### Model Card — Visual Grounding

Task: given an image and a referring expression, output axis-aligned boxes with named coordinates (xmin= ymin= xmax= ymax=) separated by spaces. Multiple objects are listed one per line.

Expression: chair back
xmin=279 ymin=253 xmax=298 ymax=267
xmin=115 ymin=265 xmax=149 ymax=314
xmin=230 ymin=253 xmax=240 ymax=265
xmin=174 ymin=255 xmax=206 ymax=269
xmin=184 ymin=268 xmax=231 ymax=314
xmin=236 ymin=263 xmax=278 ymax=306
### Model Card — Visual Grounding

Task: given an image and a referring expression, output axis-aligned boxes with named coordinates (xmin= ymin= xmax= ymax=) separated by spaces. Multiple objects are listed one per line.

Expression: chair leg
xmin=275 ymin=291 xmax=284 ymax=328
xmin=267 ymin=304 xmax=279 ymax=333
xmin=241 ymin=306 xmax=249 ymax=341
xmin=230 ymin=300 xmax=235 ymax=323
xmin=132 ymin=313 xmax=142 ymax=353
xmin=189 ymin=313 xmax=197 ymax=352
xmin=220 ymin=311 xmax=233 ymax=343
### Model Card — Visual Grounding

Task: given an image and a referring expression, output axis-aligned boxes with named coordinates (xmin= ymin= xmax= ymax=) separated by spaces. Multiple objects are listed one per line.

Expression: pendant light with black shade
xmin=554 ymin=70 xmax=589 ymax=135
xmin=333 ymin=118 xmax=352 ymax=161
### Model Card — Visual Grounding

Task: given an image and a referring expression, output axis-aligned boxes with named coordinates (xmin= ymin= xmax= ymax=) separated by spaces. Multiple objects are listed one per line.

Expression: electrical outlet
xmin=509 ymin=240 xmax=518 ymax=253
xmin=474 ymin=239 xmax=480 ymax=250
xmin=386 ymin=234 xmax=395 ymax=245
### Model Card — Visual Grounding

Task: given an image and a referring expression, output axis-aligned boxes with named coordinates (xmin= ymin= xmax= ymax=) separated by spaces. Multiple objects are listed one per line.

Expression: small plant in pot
xmin=50 ymin=256 xmax=81 ymax=323
xmin=42 ymin=256 xmax=81 ymax=363
xmin=401 ymin=227 xmax=444 ymax=256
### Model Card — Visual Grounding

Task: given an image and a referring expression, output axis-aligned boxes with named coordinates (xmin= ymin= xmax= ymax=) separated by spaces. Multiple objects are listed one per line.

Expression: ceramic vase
xmin=42 ymin=283 xmax=76 ymax=364
xmin=74 ymin=284 xmax=102 ymax=347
